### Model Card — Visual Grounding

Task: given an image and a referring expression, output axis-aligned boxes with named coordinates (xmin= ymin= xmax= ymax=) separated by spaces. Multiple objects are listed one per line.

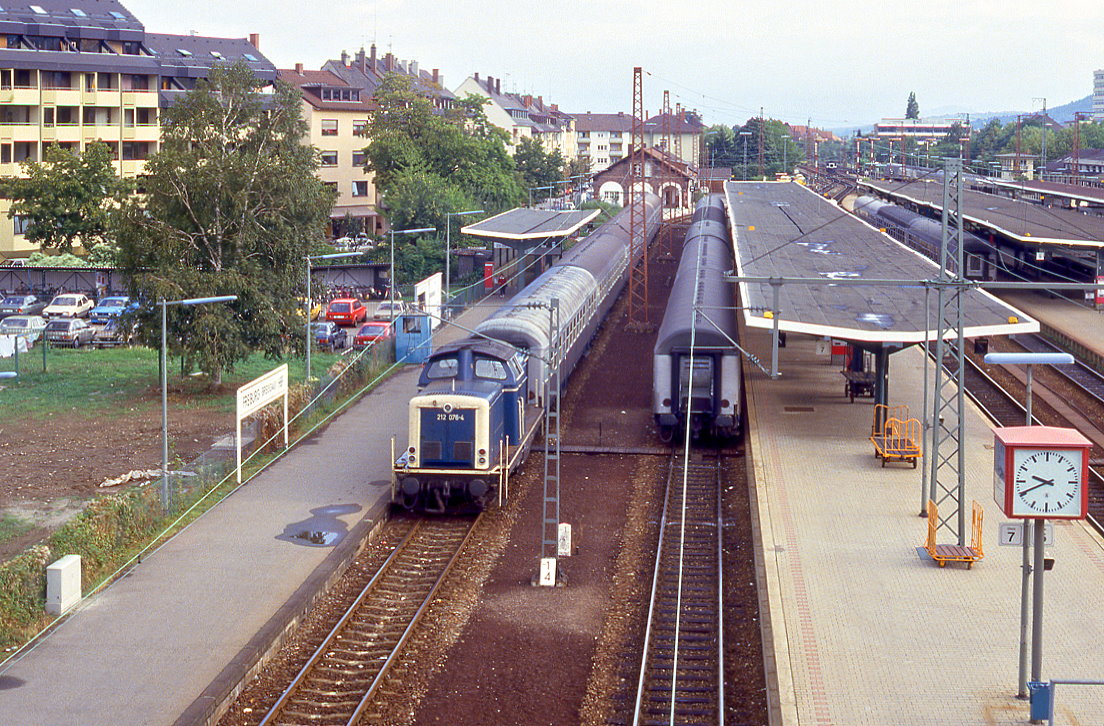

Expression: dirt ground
xmin=0 ymin=388 xmax=232 ymax=561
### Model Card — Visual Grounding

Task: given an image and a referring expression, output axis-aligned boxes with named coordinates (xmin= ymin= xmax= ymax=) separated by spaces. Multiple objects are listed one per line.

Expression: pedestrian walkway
xmin=999 ymin=290 xmax=1104 ymax=363
xmin=745 ymin=330 xmax=1104 ymax=725
xmin=0 ymin=302 xmax=499 ymax=726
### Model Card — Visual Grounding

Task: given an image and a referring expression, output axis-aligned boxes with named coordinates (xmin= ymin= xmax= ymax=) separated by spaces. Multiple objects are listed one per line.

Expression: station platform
xmin=745 ymin=329 xmax=1104 ymax=725
xmin=0 ymin=303 xmax=497 ymax=726
xmin=997 ymin=290 xmax=1104 ymax=366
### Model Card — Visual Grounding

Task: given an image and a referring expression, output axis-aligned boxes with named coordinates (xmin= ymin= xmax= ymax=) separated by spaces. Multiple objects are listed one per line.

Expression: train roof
xmin=428 ymin=337 xmax=521 ymax=363
xmin=725 ymin=181 xmax=1038 ymax=344
xmin=656 ymin=209 xmax=739 ymax=353
xmin=416 ymin=378 xmax=503 ymax=402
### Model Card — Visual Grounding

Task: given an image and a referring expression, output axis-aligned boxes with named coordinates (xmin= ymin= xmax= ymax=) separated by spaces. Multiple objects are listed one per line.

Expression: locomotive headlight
xmin=478 ymin=448 xmax=486 ymax=456
xmin=443 ymin=403 xmax=453 ymax=413
xmin=721 ymin=399 xmax=730 ymax=408
xmin=662 ymin=398 xmax=671 ymax=407
xmin=409 ymin=447 xmax=416 ymax=453
xmin=478 ymin=457 xmax=486 ymax=465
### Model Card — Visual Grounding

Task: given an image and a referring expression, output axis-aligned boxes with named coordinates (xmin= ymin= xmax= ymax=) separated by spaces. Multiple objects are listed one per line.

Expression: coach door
xmin=677 ymin=355 xmax=714 ymax=414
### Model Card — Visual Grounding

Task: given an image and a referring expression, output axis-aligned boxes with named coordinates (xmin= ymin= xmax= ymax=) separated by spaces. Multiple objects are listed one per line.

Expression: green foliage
xmin=906 ymin=92 xmax=920 ymax=120
xmin=513 ymin=136 xmax=565 ymax=191
xmin=579 ymin=199 xmax=620 ymax=224
xmin=25 ymin=251 xmax=87 ymax=266
xmin=0 ymin=514 xmax=32 ymax=544
xmin=365 ymin=74 xmax=522 ymax=234
xmin=113 ymin=61 xmax=334 ymax=383
xmin=0 ymin=544 xmax=50 ymax=643
xmin=0 ymin=141 xmax=132 ymax=253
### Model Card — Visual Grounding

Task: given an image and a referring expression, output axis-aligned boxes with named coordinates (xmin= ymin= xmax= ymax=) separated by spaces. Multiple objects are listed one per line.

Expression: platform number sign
xmin=993 ymin=426 xmax=1091 ymax=520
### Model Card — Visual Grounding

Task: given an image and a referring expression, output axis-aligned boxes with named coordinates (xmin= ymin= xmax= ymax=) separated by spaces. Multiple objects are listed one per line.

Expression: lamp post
xmin=389 ymin=227 xmax=435 ymax=321
xmin=781 ymin=134 xmax=791 ymax=174
xmin=528 ymin=185 xmax=553 ymax=208
xmin=306 ymin=251 xmax=360 ymax=381
xmin=740 ymin=131 xmax=752 ymax=180
xmin=161 ymin=295 xmax=237 ymax=511
xmin=984 ymin=351 xmax=1075 ymax=699
xmin=443 ymin=211 xmax=483 ymax=319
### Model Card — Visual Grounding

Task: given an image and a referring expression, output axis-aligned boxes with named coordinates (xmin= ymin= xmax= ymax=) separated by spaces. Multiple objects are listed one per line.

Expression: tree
xmin=0 ymin=141 xmax=131 ymax=254
xmin=513 ymin=136 xmax=565 ymax=192
xmin=114 ymin=61 xmax=334 ymax=383
xmin=906 ymin=92 xmax=920 ymax=120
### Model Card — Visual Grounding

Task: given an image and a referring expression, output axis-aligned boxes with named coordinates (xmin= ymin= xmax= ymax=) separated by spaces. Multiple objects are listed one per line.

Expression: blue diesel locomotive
xmin=393 ymin=194 xmax=662 ymax=510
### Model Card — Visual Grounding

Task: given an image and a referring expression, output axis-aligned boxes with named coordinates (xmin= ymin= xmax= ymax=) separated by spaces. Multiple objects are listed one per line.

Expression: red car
xmin=353 ymin=320 xmax=393 ymax=348
xmin=325 ymin=297 xmax=367 ymax=326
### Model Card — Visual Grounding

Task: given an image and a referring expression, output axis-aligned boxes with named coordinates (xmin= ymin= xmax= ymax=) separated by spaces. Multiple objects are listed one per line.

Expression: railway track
xmin=1015 ymin=333 xmax=1104 ymax=407
xmin=630 ymin=449 xmax=725 ymax=726
xmin=258 ymin=515 xmax=477 ymax=726
xmin=942 ymin=348 xmax=1104 ymax=534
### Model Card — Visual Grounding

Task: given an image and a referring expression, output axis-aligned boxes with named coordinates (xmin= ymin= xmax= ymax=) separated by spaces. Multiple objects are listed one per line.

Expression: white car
xmin=0 ymin=314 xmax=46 ymax=343
xmin=372 ymin=300 xmax=407 ymax=320
xmin=43 ymin=293 xmax=94 ymax=318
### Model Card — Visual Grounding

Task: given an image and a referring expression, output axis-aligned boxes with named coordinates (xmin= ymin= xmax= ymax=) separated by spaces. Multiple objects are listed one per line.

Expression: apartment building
xmin=0 ymin=1 xmax=275 ymax=258
xmin=643 ymin=111 xmax=705 ymax=168
xmin=453 ymin=73 xmax=575 ymax=158
xmin=279 ymin=65 xmax=379 ymax=236
xmin=322 ymin=45 xmax=454 ymax=113
xmin=573 ymin=112 xmax=635 ymax=173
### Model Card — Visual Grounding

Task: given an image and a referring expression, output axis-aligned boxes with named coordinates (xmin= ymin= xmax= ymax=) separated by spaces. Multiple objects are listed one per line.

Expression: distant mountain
xmin=828 ymin=96 xmax=1093 ymax=137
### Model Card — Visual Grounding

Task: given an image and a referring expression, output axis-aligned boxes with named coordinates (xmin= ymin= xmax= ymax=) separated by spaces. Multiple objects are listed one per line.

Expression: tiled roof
xmin=644 ymin=111 xmax=704 ymax=134
xmin=145 ymin=33 xmax=275 ymax=80
xmin=573 ymin=112 xmax=637 ymax=133
xmin=0 ymin=0 xmax=143 ymax=33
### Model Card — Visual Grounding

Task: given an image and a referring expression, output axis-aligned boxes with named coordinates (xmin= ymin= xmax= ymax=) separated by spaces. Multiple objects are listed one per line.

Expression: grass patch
xmin=0 ymin=514 xmax=33 ymax=544
xmin=0 ymin=345 xmax=343 ymax=418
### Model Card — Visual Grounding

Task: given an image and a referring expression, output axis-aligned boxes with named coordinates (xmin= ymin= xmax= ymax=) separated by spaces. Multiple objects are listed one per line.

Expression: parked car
xmin=0 ymin=314 xmax=46 ymax=343
xmin=372 ymin=299 xmax=407 ymax=321
xmin=325 ymin=297 xmax=367 ymax=326
xmin=89 ymin=296 xmax=136 ymax=324
xmin=0 ymin=258 xmax=27 ymax=267
xmin=311 ymin=321 xmax=347 ymax=351
xmin=44 ymin=317 xmax=95 ymax=347
xmin=43 ymin=293 xmax=94 ymax=318
xmin=353 ymin=320 xmax=393 ymax=348
xmin=93 ymin=318 xmax=137 ymax=348
xmin=0 ymin=294 xmax=47 ymax=319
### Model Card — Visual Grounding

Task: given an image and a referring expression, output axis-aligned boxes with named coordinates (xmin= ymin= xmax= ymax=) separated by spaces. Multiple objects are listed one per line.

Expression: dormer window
xmin=243 ymin=53 xmax=257 ymax=61
xmin=70 ymin=8 xmax=86 ymax=16
xmin=210 ymin=51 xmax=222 ymax=59
xmin=29 ymin=5 xmax=46 ymax=14
xmin=177 ymin=49 xmax=192 ymax=57
xmin=109 ymin=11 xmax=125 ymax=19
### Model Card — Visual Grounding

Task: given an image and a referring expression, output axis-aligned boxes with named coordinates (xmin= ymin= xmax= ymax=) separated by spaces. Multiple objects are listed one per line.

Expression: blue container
xmin=1027 ymin=681 xmax=1052 ymax=721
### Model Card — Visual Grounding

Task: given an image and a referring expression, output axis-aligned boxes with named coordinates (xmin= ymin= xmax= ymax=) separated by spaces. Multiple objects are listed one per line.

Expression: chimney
xmin=386 ymin=53 xmax=394 ymax=72
xmin=537 ymin=95 xmax=543 ymax=108
xmin=370 ymin=43 xmax=377 ymax=73
xmin=340 ymin=50 xmax=349 ymax=66
xmin=294 ymin=62 xmax=304 ymax=75
xmin=486 ymin=75 xmax=493 ymax=92
xmin=410 ymin=60 xmax=418 ymax=76
xmin=248 ymin=33 xmax=260 ymax=49
xmin=495 ymin=77 xmax=501 ymax=94
xmin=432 ymin=68 xmax=439 ymax=84
xmin=550 ymin=103 xmax=558 ymax=112
xmin=474 ymin=72 xmax=479 ymax=83
xmin=356 ymin=47 xmax=366 ymax=75
xmin=523 ymin=94 xmax=532 ymax=107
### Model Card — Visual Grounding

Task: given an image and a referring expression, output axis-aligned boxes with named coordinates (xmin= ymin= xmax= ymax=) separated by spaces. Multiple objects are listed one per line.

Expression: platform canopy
xmin=461 ymin=208 xmax=600 ymax=250
xmin=860 ymin=178 xmax=1104 ymax=247
xmin=725 ymin=181 xmax=1040 ymax=344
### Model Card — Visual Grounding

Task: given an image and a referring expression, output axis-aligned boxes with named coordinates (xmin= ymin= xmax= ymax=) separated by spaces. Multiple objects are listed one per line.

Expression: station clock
xmin=993 ymin=426 xmax=1092 ymax=520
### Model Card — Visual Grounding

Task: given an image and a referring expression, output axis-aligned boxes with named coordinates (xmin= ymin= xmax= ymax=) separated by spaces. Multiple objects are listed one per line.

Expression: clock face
xmin=1012 ymin=448 xmax=1083 ymax=517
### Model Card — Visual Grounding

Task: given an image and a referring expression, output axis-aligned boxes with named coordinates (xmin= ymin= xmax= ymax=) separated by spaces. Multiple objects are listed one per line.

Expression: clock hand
xmin=1031 ymin=475 xmax=1055 ymax=485
xmin=1019 ymin=481 xmax=1053 ymax=495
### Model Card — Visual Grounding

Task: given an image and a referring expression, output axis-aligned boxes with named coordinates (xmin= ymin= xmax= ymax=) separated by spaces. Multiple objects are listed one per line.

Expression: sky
xmin=123 ymin=0 xmax=1104 ymax=130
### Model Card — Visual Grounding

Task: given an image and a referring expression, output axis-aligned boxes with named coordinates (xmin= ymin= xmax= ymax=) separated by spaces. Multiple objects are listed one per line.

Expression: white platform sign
xmin=235 ymin=364 xmax=288 ymax=483
xmin=539 ymin=557 xmax=557 ymax=586
xmin=557 ymin=523 xmax=572 ymax=557
xmin=998 ymin=521 xmax=1053 ymax=547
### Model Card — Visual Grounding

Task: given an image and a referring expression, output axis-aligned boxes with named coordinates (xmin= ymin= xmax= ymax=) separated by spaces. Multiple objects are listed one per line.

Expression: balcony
xmin=83 ymin=89 xmax=122 ymax=106
xmin=118 ymin=159 xmax=147 ymax=176
xmin=84 ymin=127 xmax=121 ymax=143
xmin=5 ymin=86 xmax=41 ymax=105
xmin=121 ymin=89 xmax=158 ymax=107
xmin=41 ymin=87 xmax=81 ymax=106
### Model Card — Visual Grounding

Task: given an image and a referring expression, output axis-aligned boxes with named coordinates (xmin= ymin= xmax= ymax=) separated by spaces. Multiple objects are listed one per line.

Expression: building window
xmin=352 ymin=181 xmax=369 ymax=197
xmin=0 ymin=144 xmax=10 ymax=164
xmin=353 ymin=120 xmax=367 ymax=136
xmin=13 ymin=215 xmax=30 ymax=235
xmin=323 ymin=182 xmax=338 ymax=193
xmin=352 ymin=151 xmax=366 ymax=166
xmin=42 ymin=107 xmax=54 ymax=127
xmin=321 ymin=119 xmax=338 ymax=136
xmin=320 ymin=151 xmax=338 ymax=167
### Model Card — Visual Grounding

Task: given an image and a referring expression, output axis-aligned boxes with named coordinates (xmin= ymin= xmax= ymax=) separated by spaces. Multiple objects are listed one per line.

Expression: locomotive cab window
xmin=474 ymin=358 xmax=508 ymax=380
xmin=425 ymin=357 xmax=459 ymax=379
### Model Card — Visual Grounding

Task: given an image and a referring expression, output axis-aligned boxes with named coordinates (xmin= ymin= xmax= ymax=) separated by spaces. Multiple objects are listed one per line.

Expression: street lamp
xmin=306 ymin=251 xmax=361 ymax=381
xmin=389 ymin=227 xmax=435 ymax=320
xmin=739 ymin=131 xmax=753 ymax=180
xmin=984 ymin=351 xmax=1075 ymax=699
xmin=160 ymin=294 xmax=237 ymax=511
xmin=781 ymin=134 xmax=791 ymax=174
xmin=527 ymin=185 xmax=554 ymax=208
xmin=445 ymin=210 xmax=483 ymax=319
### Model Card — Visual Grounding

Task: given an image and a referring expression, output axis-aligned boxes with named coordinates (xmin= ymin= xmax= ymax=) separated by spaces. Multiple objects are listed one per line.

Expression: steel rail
xmin=258 ymin=515 xmax=477 ymax=726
